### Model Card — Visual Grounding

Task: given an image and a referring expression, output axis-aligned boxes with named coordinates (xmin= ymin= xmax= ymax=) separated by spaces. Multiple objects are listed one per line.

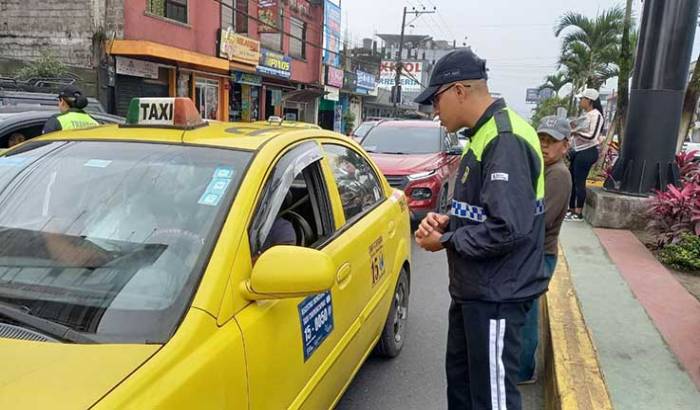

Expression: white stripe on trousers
xmin=489 ymin=319 xmax=507 ymax=410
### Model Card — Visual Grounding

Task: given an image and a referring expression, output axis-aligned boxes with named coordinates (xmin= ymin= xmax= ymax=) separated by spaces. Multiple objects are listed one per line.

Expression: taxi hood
xmin=0 ymin=337 xmax=159 ymax=408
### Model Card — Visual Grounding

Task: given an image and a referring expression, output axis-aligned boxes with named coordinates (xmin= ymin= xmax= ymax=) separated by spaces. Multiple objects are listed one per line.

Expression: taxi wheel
xmin=376 ymin=269 xmax=409 ymax=358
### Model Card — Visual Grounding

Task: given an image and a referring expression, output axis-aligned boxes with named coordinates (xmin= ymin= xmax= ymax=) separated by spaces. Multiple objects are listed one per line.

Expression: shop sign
xmin=356 ymin=70 xmax=376 ymax=91
xmin=324 ymin=86 xmax=340 ymax=102
xmin=342 ymin=71 xmax=357 ymax=92
xmin=325 ymin=66 xmax=344 ymax=88
xmin=232 ymin=71 xmax=263 ymax=86
xmin=289 ymin=0 xmax=311 ymax=16
xmin=322 ymin=0 xmax=341 ymax=67
xmin=378 ymin=60 xmax=423 ymax=91
xmin=257 ymin=48 xmax=292 ymax=79
xmin=258 ymin=0 xmax=279 ymax=33
xmin=219 ymin=28 xmax=261 ymax=66
xmin=115 ymin=56 xmax=159 ymax=79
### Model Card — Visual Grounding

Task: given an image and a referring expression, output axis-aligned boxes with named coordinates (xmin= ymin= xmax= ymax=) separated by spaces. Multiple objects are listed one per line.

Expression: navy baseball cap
xmin=414 ymin=48 xmax=488 ymax=105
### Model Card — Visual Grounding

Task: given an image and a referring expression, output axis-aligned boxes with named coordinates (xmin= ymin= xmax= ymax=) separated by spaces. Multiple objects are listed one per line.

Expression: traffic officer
xmin=42 ymin=85 xmax=99 ymax=134
xmin=414 ymin=48 xmax=546 ymax=410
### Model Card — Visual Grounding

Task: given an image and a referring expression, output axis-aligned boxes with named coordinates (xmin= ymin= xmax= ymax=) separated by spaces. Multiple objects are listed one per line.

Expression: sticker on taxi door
xmin=298 ymin=291 xmax=334 ymax=361
xmin=369 ymin=237 xmax=386 ymax=286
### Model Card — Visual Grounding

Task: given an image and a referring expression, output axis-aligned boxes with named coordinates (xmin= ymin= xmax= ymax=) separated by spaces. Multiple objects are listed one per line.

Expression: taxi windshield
xmin=0 ymin=141 xmax=250 ymax=343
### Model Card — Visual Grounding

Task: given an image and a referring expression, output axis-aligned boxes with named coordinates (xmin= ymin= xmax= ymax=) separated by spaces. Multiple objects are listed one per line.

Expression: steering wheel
xmin=280 ymin=211 xmax=313 ymax=247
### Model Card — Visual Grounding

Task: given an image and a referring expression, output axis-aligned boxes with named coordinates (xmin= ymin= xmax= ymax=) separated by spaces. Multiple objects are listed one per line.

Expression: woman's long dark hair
xmin=590 ymin=97 xmax=605 ymax=130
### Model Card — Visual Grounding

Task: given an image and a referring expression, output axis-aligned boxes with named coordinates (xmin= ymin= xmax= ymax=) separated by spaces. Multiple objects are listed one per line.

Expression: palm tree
xmin=555 ymin=7 xmax=626 ymax=104
xmin=539 ymin=72 xmax=571 ymax=96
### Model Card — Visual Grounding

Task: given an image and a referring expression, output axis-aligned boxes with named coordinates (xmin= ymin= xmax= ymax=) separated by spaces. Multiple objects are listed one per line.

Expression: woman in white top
xmin=566 ymin=88 xmax=604 ymax=221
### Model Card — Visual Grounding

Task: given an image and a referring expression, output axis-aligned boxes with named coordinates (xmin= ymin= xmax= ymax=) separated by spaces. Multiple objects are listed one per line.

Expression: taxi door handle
xmin=387 ymin=221 xmax=397 ymax=238
xmin=336 ymin=263 xmax=352 ymax=287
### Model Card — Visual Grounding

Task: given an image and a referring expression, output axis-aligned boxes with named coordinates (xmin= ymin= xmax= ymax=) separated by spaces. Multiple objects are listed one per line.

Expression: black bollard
xmin=605 ymin=0 xmax=700 ymax=196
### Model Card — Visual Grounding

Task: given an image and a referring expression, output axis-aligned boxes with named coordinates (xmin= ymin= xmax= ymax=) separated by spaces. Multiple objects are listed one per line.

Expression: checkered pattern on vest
xmin=535 ymin=198 xmax=545 ymax=215
xmin=451 ymin=198 xmax=546 ymax=222
xmin=451 ymin=200 xmax=488 ymax=223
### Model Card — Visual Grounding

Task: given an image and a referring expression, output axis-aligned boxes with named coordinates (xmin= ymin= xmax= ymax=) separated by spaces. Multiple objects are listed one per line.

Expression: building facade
xmin=0 ymin=0 xmax=325 ymax=123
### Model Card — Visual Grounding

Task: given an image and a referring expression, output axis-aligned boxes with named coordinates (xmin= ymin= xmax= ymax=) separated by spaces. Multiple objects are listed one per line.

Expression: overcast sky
xmin=342 ymin=0 xmax=700 ymax=118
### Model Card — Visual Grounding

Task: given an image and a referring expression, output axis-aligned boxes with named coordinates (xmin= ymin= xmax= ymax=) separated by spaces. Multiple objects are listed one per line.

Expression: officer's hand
xmin=415 ymin=230 xmax=444 ymax=252
xmin=418 ymin=212 xmax=449 ymax=236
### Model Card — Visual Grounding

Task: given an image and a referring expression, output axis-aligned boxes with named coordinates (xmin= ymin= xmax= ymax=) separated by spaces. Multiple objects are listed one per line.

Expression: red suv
xmin=361 ymin=120 xmax=462 ymax=221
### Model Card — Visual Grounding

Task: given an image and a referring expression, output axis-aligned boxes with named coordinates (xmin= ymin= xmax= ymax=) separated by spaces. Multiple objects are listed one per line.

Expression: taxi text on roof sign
xmin=124 ymin=97 xmax=206 ymax=129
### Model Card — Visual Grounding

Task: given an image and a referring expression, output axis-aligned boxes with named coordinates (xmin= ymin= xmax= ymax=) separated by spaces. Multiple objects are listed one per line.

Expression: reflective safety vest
xmin=463 ymin=107 xmax=545 ymax=201
xmin=442 ymin=101 xmax=548 ymax=303
xmin=57 ymin=111 xmax=99 ymax=130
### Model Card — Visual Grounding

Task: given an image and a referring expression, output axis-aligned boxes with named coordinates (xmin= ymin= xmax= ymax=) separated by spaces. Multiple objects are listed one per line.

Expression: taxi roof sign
xmin=124 ymin=97 xmax=206 ymax=129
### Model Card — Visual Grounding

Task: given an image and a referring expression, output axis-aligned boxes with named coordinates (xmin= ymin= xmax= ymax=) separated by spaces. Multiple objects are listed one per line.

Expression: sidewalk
xmin=559 ymin=223 xmax=699 ymax=409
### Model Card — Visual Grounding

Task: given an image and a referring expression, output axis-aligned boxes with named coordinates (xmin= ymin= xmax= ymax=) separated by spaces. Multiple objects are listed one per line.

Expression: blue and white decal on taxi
xmin=199 ymin=166 xmax=235 ymax=206
xmin=298 ymin=291 xmax=334 ymax=361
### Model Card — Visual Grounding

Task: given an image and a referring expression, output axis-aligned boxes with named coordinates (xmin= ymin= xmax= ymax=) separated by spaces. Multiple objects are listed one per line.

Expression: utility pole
xmin=392 ymin=5 xmax=436 ymax=114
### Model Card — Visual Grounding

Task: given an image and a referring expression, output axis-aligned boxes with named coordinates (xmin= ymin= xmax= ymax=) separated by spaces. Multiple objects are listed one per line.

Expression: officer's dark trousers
xmin=446 ymin=300 xmax=532 ymax=410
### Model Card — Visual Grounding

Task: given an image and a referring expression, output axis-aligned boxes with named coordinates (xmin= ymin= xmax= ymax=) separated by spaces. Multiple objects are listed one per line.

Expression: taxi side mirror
xmin=240 ymin=246 xmax=335 ymax=301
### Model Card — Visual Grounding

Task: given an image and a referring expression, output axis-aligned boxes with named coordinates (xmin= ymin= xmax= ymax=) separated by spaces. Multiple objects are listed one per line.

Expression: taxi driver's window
xmin=323 ymin=144 xmax=383 ymax=223
xmin=250 ymin=142 xmax=333 ymax=257
xmin=0 ymin=141 xmax=251 ymax=343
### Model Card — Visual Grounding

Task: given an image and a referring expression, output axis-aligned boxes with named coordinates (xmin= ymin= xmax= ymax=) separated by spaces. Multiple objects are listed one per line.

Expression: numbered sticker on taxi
xmin=298 ymin=291 xmax=334 ymax=361
xmin=369 ymin=237 xmax=386 ymax=286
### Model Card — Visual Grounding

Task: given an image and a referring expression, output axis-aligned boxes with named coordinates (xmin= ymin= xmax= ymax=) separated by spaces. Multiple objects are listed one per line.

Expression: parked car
xmin=682 ymin=129 xmax=700 ymax=161
xmin=350 ymin=120 xmax=380 ymax=142
xmin=0 ymin=97 xmax=411 ymax=409
xmin=0 ymin=90 xmax=106 ymax=114
xmin=361 ymin=120 xmax=462 ymax=220
xmin=0 ymin=106 xmax=123 ymax=148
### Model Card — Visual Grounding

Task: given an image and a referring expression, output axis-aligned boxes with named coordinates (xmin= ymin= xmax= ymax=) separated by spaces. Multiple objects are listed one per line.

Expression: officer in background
xmin=414 ymin=48 xmax=546 ymax=410
xmin=42 ymin=85 xmax=99 ymax=134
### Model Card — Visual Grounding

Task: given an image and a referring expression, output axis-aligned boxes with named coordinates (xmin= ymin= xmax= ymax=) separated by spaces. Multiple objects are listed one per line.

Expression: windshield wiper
xmin=0 ymin=300 xmax=96 ymax=344
xmin=380 ymin=151 xmax=408 ymax=155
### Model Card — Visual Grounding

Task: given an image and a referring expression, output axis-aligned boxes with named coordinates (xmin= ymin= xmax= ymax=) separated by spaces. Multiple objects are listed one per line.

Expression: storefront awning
xmin=282 ymin=88 xmax=326 ymax=103
xmin=108 ymin=40 xmax=256 ymax=73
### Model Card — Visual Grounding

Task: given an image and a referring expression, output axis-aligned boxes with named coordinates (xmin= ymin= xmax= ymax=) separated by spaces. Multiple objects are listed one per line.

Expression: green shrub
xmin=15 ymin=50 xmax=66 ymax=80
xmin=658 ymin=233 xmax=700 ymax=272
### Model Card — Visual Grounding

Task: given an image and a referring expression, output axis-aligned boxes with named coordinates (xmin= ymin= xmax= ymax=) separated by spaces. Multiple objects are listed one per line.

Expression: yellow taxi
xmin=0 ymin=98 xmax=411 ymax=409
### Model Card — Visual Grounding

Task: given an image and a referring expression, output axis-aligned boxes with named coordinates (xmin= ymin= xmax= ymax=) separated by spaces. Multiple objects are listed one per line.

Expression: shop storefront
xmin=319 ymin=65 xmax=343 ymax=131
xmin=109 ymin=40 xmax=231 ymax=121
xmin=257 ymin=48 xmax=293 ymax=120
xmin=113 ymin=56 xmax=171 ymax=117
xmin=219 ymin=28 xmax=262 ymax=122
xmin=230 ymin=71 xmax=262 ymax=122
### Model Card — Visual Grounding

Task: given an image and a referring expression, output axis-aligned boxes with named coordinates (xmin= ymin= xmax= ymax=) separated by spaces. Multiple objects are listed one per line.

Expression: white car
xmin=683 ymin=130 xmax=700 ymax=161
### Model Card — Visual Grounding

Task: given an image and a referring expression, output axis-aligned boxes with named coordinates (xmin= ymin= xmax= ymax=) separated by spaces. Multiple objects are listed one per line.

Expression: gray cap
xmin=537 ymin=115 xmax=571 ymax=141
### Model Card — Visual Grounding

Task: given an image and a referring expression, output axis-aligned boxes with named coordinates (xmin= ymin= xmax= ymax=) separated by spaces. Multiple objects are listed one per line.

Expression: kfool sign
xmin=378 ymin=61 xmax=423 ymax=91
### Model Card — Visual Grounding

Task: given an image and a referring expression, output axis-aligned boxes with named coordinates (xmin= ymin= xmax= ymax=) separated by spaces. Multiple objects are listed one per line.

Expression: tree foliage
xmin=15 ymin=50 xmax=67 ymax=80
xmin=555 ymin=7 xmax=628 ymax=93
xmin=539 ymin=72 xmax=570 ymax=95
xmin=530 ymin=96 xmax=567 ymax=128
